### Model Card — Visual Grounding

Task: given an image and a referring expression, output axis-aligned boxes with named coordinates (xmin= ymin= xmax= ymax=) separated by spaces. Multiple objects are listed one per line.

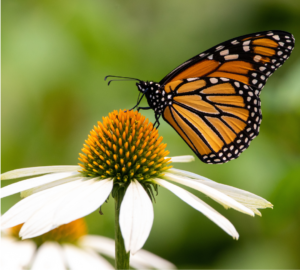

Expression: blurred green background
xmin=2 ymin=0 xmax=300 ymax=268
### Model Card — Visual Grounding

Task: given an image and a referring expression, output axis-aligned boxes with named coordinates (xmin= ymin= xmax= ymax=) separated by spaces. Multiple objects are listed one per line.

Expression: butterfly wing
xmin=162 ymin=77 xmax=262 ymax=164
xmin=160 ymin=30 xmax=294 ymax=96
xmin=160 ymin=30 xmax=294 ymax=164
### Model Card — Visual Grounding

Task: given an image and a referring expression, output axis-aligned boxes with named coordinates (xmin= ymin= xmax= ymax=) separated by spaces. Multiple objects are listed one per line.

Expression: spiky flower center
xmin=10 ymin=218 xmax=87 ymax=247
xmin=78 ymin=110 xmax=172 ymax=188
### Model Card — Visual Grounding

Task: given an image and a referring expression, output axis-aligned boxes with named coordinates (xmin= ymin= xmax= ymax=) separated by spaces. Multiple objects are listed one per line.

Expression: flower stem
xmin=115 ymin=188 xmax=130 ymax=269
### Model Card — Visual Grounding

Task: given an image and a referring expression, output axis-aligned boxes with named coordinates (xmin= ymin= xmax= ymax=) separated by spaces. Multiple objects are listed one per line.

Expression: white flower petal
xmin=195 ymin=180 xmax=273 ymax=210
xmin=13 ymin=240 xmax=37 ymax=268
xmin=247 ymin=207 xmax=262 ymax=216
xmin=52 ymin=179 xmax=113 ymax=226
xmin=168 ymin=168 xmax=214 ymax=182
xmin=131 ymin=249 xmax=176 ymax=269
xmin=1 ymin=166 xmax=80 ymax=180
xmin=167 ymin=155 xmax=195 ymax=163
xmin=1 ymin=180 xmax=84 ymax=230
xmin=154 ymin=178 xmax=239 ymax=239
xmin=20 ymin=175 xmax=83 ymax=198
xmin=1 ymin=238 xmax=22 ymax=270
xmin=1 ymin=237 xmax=36 ymax=270
xmin=79 ymin=235 xmax=115 ymax=258
xmin=1 ymin=171 xmax=80 ymax=198
xmin=167 ymin=169 xmax=272 ymax=214
xmin=163 ymin=172 xmax=254 ymax=216
xmin=120 ymin=180 xmax=154 ymax=254
xmin=31 ymin=242 xmax=66 ymax=270
xmin=20 ymin=179 xmax=97 ymax=239
xmin=63 ymin=244 xmax=114 ymax=270
xmin=80 ymin=235 xmax=175 ymax=269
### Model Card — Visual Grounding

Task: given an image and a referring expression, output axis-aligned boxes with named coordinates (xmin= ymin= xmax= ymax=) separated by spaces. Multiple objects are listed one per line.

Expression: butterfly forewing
xmin=160 ymin=30 xmax=294 ymax=97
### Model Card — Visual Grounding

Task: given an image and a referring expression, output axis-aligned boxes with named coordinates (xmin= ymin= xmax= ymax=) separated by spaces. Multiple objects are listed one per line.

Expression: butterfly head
xmin=136 ymin=81 xmax=161 ymax=94
xmin=136 ymin=81 xmax=150 ymax=94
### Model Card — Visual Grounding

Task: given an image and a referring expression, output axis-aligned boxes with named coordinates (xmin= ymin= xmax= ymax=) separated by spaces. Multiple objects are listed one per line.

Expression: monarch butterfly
xmin=106 ymin=30 xmax=295 ymax=164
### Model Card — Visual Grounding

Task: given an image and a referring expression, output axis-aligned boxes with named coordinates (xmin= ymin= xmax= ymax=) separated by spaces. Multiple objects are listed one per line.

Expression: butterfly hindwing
xmin=162 ymin=77 xmax=262 ymax=164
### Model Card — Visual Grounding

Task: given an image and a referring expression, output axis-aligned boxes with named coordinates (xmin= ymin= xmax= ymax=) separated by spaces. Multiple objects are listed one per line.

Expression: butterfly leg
xmin=129 ymin=94 xmax=145 ymax=111
xmin=153 ymin=113 xmax=161 ymax=129
xmin=137 ymin=106 xmax=151 ymax=112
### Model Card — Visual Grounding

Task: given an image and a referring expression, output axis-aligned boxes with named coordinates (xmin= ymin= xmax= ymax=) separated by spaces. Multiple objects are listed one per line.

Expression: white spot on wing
xmin=215 ymin=45 xmax=225 ymax=51
xmin=273 ymin=35 xmax=280 ymax=40
xmin=254 ymin=55 xmax=262 ymax=62
xmin=220 ymin=49 xmax=229 ymax=56
xmin=210 ymin=78 xmax=218 ymax=84
xmin=224 ymin=54 xmax=239 ymax=60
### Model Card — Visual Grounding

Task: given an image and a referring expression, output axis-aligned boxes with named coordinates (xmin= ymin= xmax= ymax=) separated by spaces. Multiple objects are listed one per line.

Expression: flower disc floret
xmin=78 ymin=110 xmax=172 ymax=186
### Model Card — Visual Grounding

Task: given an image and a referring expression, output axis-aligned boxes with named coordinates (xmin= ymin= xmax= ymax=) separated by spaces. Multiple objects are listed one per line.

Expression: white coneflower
xmin=1 ymin=110 xmax=272 ymax=268
xmin=1 ymin=218 xmax=175 ymax=270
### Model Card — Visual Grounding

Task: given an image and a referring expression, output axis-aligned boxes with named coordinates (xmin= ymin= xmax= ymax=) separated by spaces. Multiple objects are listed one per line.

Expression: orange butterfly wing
xmin=160 ymin=30 xmax=294 ymax=164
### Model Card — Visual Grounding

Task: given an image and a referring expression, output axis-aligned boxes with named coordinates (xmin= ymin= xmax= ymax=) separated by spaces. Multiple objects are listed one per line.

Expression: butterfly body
xmin=137 ymin=81 xmax=164 ymax=113
xmin=110 ymin=30 xmax=295 ymax=164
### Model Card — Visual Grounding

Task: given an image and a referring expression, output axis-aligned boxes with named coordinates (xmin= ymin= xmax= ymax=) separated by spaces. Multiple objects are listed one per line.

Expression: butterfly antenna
xmin=105 ymin=75 xmax=142 ymax=86
xmin=106 ymin=79 xmax=141 ymax=86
